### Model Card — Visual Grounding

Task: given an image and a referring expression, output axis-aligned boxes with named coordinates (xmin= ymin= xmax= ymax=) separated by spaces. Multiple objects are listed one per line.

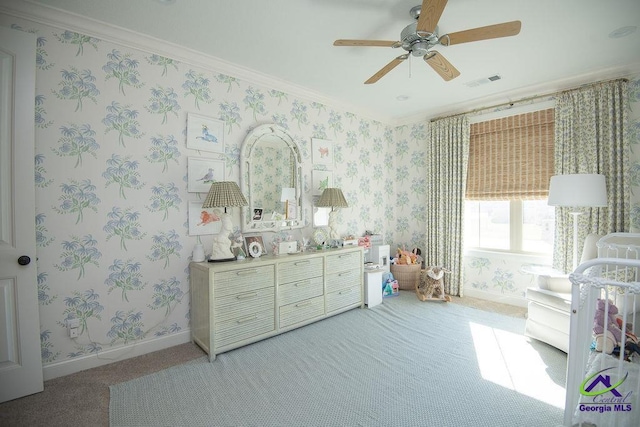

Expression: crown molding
xmin=0 ymin=0 xmax=392 ymax=125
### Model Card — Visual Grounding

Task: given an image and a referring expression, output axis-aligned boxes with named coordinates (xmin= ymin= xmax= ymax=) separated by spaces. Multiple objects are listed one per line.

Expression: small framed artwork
xmin=187 ymin=113 xmax=225 ymax=155
xmin=253 ymin=208 xmax=263 ymax=221
xmin=188 ymin=201 xmax=222 ymax=236
xmin=312 ymin=170 xmax=332 ymax=196
xmin=188 ymin=157 xmax=225 ymax=193
xmin=244 ymin=235 xmax=266 ymax=257
xmin=312 ymin=138 xmax=333 ymax=169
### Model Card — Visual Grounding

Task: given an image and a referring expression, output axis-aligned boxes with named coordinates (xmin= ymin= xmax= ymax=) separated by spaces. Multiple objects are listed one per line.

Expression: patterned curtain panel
xmin=425 ymin=116 xmax=470 ymax=296
xmin=553 ymin=79 xmax=630 ymax=273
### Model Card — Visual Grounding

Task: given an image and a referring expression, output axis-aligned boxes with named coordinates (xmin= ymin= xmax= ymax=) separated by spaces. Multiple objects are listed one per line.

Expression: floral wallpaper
xmin=1 ymin=10 xmax=638 ymax=373
xmin=0 ymin=15 xmax=403 ymax=369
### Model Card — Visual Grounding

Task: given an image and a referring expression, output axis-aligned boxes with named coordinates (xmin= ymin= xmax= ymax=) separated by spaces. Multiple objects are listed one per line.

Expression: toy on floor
xmin=416 ymin=266 xmax=451 ymax=302
xmin=382 ymin=272 xmax=399 ymax=297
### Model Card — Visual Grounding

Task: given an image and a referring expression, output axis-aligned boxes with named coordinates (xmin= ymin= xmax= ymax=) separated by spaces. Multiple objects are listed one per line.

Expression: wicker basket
xmin=390 ymin=263 xmax=422 ymax=290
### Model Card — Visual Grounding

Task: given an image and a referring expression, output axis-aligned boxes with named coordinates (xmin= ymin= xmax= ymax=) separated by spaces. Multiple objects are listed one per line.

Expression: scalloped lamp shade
xmin=202 ymin=181 xmax=248 ymax=210
xmin=316 ymin=188 xmax=348 ymax=210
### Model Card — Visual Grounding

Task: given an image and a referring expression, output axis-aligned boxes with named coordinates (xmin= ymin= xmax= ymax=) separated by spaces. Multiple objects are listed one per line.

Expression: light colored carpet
xmin=110 ymin=292 xmax=565 ymax=427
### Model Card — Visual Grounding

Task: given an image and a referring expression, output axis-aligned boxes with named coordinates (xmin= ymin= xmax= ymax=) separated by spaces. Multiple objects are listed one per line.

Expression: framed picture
xmin=244 ymin=235 xmax=266 ymax=257
xmin=312 ymin=138 xmax=333 ymax=169
xmin=312 ymin=170 xmax=332 ymax=196
xmin=188 ymin=201 xmax=222 ymax=235
xmin=188 ymin=157 xmax=225 ymax=193
xmin=187 ymin=113 xmax=225 ymax=155
xmin=253 ymin=208 xmax=263 ymax=221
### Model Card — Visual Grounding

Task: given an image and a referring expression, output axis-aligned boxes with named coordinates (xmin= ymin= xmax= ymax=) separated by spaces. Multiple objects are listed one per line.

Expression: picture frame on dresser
xmin=244 ymin=235 xmax=266 ymax=257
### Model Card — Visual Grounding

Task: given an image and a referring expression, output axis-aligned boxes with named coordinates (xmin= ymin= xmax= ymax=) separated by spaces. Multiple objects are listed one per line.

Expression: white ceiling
xmin=12 ymin=0 xmax=640 ymax=123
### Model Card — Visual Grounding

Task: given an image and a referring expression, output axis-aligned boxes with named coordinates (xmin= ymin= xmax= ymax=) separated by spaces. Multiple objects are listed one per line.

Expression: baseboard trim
xmin=42 ymin=331 xmax=191 ymax=380
xmin=464 ymin=288 xmax=527 ymax=308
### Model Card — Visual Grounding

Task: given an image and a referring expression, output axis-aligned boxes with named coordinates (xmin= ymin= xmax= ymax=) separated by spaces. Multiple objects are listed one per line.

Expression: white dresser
xmin=190 ymin=246 xmax=364 ymax=361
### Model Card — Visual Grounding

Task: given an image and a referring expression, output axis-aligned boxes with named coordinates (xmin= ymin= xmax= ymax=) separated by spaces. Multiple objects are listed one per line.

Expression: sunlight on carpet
xmin=470 ymin=322 xmax=566 ymax=409
xmin=110 ymin=292 xmax=567 ymax=427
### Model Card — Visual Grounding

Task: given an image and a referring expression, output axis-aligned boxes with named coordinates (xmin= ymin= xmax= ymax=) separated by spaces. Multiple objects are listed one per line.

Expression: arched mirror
xmin=240 ymin=124 xmax=304 ymax=232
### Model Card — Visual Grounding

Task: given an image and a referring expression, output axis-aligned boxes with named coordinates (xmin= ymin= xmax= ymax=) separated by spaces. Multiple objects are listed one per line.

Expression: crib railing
xmin=565 ymin=257 xmax=640 ymax=426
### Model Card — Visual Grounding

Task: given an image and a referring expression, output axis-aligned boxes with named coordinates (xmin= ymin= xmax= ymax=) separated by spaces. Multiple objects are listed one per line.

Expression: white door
xmin=0 ymin=26 xmax=43 ymax=403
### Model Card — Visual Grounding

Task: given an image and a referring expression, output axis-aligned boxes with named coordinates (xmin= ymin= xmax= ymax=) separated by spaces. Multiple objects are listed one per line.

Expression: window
xmin=464 ymin=200 xmax=555 ymax=254
xmin=465 ymin=108 xmax=555 ymax=254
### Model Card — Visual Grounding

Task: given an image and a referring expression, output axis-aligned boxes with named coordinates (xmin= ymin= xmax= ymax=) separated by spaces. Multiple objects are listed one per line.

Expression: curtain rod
xmin=430 ymin=77 xmax=629 ymax=123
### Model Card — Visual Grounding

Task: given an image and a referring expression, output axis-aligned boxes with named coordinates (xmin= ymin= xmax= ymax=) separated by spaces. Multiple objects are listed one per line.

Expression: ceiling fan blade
xmin=334 ymin=39 xmax=398 ymax=47
xmin=440 ymin=20 xmax=521 ymax=46
xmin=424 ymin=51 xmax=460 ymax=81
xmin=365 ymin=55 xmax=408 ymax=84
xmin=416 ymin=0 xmax=448 ymax=34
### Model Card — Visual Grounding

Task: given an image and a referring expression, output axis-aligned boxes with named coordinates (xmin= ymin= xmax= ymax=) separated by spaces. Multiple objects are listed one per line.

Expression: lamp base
xmin=208 ymin=256 xmax=236 ymax=263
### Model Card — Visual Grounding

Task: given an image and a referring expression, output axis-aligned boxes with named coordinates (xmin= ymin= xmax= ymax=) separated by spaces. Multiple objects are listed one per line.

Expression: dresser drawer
xmin=214 ymin=287 xmax=275 ymax=323
xmin=326 ymin=268 xmax=361 ymax=293
xmin=214 ymin=265 xmax=274 ymax=297
xmin=279 ymin=276 xmax=323 ymax=306
xmin=279 ymin=295 xmax=325 ymax=329
xmin=326 ymin=250 xmax=361 ymax=273
xmin=326 ymin=285 xmax=361 ymax=313
xmin=278 ymin=257 xmax=323 ymax=284
xmin=215 ymin=308 xmax=275 ymax=349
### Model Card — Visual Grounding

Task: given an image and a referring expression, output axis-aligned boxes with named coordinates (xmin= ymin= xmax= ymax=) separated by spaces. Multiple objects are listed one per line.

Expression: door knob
xmin=18 ymin=255 xmax=31 ymax=266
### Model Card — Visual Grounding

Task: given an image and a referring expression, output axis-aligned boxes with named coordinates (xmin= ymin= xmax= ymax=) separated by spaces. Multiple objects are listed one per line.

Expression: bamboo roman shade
xmin=466 ymin=108 xmax=554 ymax=200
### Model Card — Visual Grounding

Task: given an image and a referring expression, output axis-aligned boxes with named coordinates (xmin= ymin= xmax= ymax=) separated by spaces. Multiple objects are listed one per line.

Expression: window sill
xmin=464 ymin=248 xmax=552 ymax=264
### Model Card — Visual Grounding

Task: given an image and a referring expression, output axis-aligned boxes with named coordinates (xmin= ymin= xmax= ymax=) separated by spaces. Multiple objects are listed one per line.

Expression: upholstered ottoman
xmin=525 ymin=286 xmax=572 ymax=353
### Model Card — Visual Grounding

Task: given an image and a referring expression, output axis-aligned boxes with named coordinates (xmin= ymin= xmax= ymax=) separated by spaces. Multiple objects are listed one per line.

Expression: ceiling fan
xmin=333 ymin=0 xmax=521 ymax=84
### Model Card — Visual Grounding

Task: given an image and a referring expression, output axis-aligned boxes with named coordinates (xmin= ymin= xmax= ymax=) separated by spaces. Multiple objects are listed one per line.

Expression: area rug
xmin=110 ymin=292 xmax=567 ymax=426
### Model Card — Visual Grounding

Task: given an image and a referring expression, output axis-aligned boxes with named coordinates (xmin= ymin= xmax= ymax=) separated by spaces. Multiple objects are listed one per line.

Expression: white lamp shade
xmin=280 ymin=187 xmax=296 ymax=202
xmin=547 ymin=174 xmax=607 ymax=207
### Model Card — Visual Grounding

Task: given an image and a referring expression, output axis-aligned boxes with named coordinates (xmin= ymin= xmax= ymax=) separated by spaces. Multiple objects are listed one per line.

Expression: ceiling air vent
xmin=465 ymin=74 xmax=502 ymax=88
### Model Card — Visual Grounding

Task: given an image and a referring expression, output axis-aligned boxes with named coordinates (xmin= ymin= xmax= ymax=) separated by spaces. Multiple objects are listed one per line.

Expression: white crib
xmin=565 ymin=233 xmax=640 ymax=426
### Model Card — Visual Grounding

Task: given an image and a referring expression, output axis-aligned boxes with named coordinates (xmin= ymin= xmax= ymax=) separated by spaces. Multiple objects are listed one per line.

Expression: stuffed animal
xmin=395 ymin=248 xmax=418 ymax=265
xmin=593 ymin=298 xmax=623 ymax=354
xmin=416 ymin=266 xmax=451 ymax=302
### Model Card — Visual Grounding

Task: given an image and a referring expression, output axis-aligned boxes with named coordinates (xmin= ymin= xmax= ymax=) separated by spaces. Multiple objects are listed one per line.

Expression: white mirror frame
xmin=240 ymin=124 xmax=304 ymax=232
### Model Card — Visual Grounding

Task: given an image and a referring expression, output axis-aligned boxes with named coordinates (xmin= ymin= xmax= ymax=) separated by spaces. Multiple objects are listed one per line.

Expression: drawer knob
xmin=236 ymin=269 xmax=258 ymax=275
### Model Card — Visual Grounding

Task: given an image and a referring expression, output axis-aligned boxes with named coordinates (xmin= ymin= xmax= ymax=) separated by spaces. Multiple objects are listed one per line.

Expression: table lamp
xmin=202 ymin=181 xmax=248 ymax=262
xmin=316 ymin=188 xmax=348 ymax=240
xmin=548 ymin=173 xmax=607 ymax=271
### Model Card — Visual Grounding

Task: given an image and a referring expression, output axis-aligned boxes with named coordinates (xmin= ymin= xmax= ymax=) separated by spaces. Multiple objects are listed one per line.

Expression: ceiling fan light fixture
xmin=411 ymin=41 xmax=431 ymax=56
